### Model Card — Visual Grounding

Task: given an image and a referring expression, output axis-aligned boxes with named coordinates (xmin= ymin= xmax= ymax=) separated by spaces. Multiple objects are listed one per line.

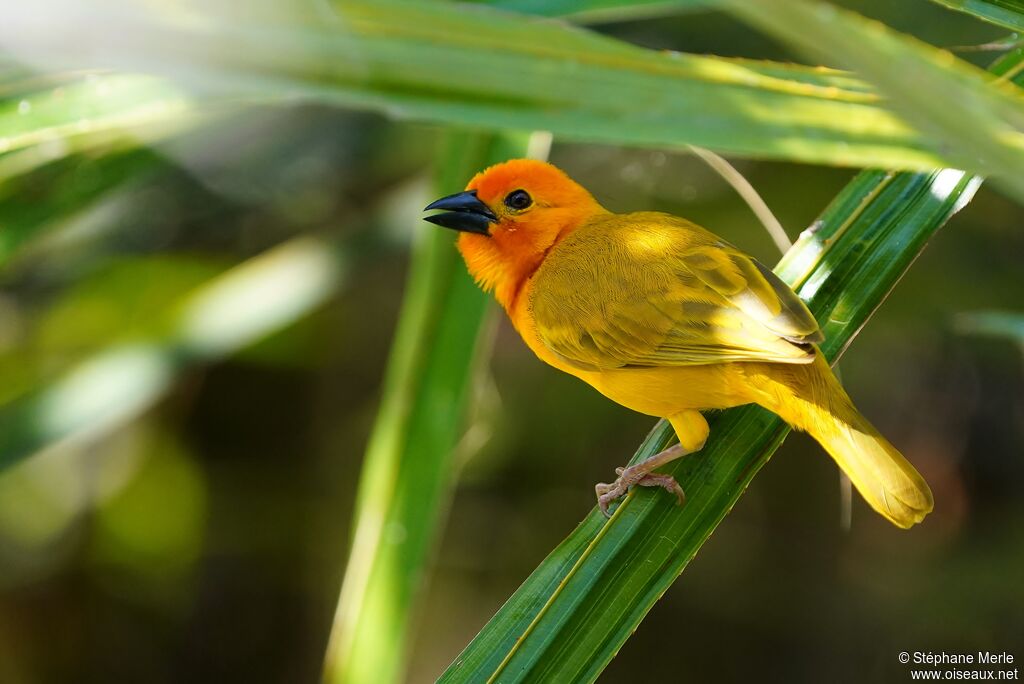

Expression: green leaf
xmin=928 ymin=0 xmax=1024 ymax=32
xmin=718 ymin=0 xmax=1024 ymax=201
xmin=321 ymin=131 xmax=543 ymax=684
xmin=0 ymin=0 xmax=960 ymax=171
xmin=437 ymin=45 xmax=1023 ymax=684
xmin=481 ymin=0 xmax=710 ymax=22
xmin=0 ymin=71 xmax=201 ymax=159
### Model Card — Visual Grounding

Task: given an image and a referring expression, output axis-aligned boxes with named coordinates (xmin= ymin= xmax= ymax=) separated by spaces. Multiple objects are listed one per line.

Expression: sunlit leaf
xmin=928 ymin=0 xmax=1024 ymax=31
xmin=0 ymin=0 xmax=958 ymax=171
xmin=719 ymin=0 xmax=1024 ymax=201
xmin=482 ymin=0 xmax=709 ymax=21
xmin=0 ymin=71 xmax=200 ymax=158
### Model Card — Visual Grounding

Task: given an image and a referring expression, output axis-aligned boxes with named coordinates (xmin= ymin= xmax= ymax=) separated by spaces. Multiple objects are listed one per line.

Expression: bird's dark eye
xmin=504 ymin=189 xmax=532 ymax=211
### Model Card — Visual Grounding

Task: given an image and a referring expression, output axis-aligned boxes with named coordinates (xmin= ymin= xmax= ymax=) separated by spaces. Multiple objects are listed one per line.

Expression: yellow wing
xmin=529 ymin=212 xmax=823 ymax=371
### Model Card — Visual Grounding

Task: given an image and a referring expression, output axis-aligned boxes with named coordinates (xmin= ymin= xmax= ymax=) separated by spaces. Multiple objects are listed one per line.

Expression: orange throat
xmin=457 ymin=230 xmax=546 ymax=313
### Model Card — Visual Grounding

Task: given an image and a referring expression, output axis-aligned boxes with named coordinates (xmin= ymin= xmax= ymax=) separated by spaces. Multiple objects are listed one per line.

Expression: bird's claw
xmin=638 ymin=473 xmax=686 ymax=505
xmin=596 ymin=480 xmax=626 ymax=517
xmin=595 ymin=466 xmax=686 ymax=518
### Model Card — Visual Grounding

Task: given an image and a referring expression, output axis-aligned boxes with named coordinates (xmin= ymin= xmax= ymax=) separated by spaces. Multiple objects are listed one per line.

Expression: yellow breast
xmin=509 ymin=278 xmax=752 ymax=418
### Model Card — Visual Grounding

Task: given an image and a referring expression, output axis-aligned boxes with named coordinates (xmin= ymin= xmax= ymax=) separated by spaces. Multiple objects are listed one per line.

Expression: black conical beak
xmin=423 ymin=190 xmax=497 ymax=236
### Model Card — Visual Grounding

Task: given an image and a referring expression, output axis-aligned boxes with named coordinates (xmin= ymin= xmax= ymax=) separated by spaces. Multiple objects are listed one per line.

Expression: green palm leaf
xmin=0 ymin=0 xmax=959 ymax=171
xmin=720 ymin=0 xmax=1024 ymax=201
xmin=928 ymin=0 xmax=1024 ymax=31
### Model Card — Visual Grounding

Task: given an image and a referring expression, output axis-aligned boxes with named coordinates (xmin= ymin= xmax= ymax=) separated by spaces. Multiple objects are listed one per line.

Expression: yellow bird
xmin=424 ymin=159 xmax=933 ymax=528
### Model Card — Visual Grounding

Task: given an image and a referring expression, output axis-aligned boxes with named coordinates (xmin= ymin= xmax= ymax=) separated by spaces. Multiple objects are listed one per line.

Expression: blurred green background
xmin=1 ymin=1 xmax=1022 ymax=683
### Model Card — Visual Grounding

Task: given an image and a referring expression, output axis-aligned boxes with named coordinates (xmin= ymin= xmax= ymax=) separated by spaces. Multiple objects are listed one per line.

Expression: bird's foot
xmin=595 ymin=465 xmax=686 ymax=518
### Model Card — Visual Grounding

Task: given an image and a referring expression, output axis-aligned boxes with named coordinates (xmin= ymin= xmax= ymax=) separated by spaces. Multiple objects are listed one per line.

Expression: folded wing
xmin=529 ymin=212 xmax=823 ymax=371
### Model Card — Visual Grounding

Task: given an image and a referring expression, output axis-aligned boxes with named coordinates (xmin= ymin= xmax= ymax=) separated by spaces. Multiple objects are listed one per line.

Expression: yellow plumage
xmin=425 ymin=159 xmax=934 ymax=528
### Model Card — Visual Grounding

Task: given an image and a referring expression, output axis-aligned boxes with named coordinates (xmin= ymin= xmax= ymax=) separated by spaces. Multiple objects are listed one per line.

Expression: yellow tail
xmin=752 ymin=355 xmax=933 ymax=529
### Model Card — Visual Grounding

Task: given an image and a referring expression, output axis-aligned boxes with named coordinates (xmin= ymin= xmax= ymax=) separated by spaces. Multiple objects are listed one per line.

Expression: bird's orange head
xmin=423 ymin=159 xmax=605 ymax=309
